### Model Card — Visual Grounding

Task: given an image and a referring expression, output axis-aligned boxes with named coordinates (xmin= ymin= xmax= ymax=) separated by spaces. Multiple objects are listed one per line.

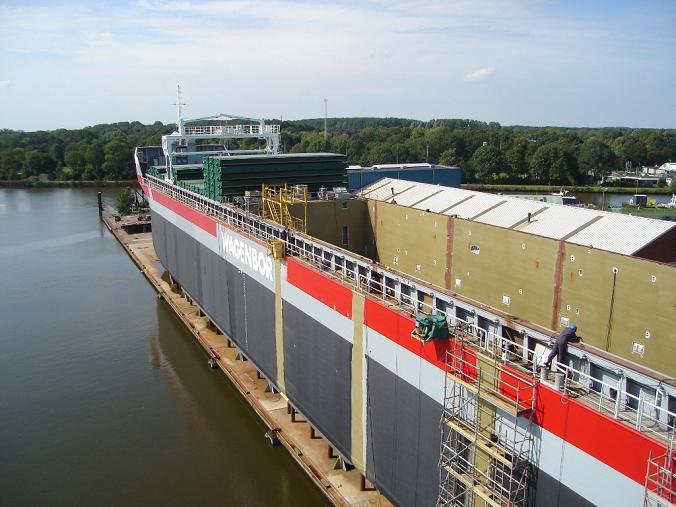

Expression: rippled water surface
xmin=0 ymin=188 xmax=328 ymax=506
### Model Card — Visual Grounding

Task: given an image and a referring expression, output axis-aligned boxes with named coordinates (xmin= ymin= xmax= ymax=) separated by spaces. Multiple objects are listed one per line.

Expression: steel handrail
xmin=144 ymin=175 xmax=675 ymax=444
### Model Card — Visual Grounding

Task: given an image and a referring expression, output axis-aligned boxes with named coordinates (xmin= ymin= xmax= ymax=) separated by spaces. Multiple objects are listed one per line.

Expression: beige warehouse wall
xmin=287 ymin=196 xmax=674 ymax=375
xmin=450 ymin=220 xmax=559 ymax=329
xmin=288 ymin=200 xmax=375 ymax=259
xmin=368 ymin=201 xmax=450 ymax=288
xmin=558 ymin=245 xmax=676 ymax=376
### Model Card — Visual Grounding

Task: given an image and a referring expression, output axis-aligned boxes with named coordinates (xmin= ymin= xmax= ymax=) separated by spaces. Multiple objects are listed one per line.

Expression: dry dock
xmin=103 ymin=216 xmax=390 ymax=507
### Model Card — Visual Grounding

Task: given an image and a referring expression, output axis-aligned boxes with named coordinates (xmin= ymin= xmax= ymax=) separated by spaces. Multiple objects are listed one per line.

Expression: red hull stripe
xmin=137 ymin=175 xmax=148 ymax=195
xmin=535 ymin=381 xmax=668 ymax=486
xmin=364 ymin=297 xmax=455 ymax=370
xmin=152 ymin=189 xmax=217 ymax=236
xmin=286 ymin=259 xmax=352 ymax=318
xmin=359 ymin=293 xmax=669 ymax=487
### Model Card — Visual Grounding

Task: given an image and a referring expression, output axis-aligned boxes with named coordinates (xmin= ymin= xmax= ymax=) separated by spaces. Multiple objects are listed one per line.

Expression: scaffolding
xmin=644 ymin=436 xmax=675 ymax=507
xmin=261 ymin=184 xmax=308 ymax=233
xmin=439 ymin=335 xmax=537 ymax=507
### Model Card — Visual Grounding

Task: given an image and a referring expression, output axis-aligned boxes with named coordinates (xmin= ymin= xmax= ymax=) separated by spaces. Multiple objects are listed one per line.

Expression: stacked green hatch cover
xmin=202 ymin=153 xmax=347 ymax=201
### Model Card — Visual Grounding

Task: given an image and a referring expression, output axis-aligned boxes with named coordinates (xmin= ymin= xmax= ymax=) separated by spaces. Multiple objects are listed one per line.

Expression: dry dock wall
xmin=149 ymin=190 xmax=668 ymax=507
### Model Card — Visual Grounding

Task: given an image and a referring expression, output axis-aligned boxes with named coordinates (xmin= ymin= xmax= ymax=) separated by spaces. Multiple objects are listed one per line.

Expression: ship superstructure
xmin=134 ymin=102 xmax=675 ymax=507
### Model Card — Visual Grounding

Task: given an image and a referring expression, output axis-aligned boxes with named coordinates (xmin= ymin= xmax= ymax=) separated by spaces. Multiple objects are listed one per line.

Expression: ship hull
xmin=148 ymin=187 xmax=660 ymax=507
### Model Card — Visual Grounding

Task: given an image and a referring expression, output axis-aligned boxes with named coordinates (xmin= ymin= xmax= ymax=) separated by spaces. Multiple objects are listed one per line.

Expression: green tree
xmin=115 ymin=187 xmax=135 ymax=214
xmin=579 ymin=137 xmax=616 ymax=180
xmin=23 ymin=150 xmax=56 ymax=177
xmin=614 ymin=137 xmax=646 ymax=169
xmin=84 ymin=141 xmax=104 ymax=180
xmin=529 ymin=142 xmax=579 ymax=184
xmin=0 ymin=148 xmax=25 ymax=180
xmin=439 ymin=148 xmax=463 ymax=167
xmin=469 ymin=144 xmax=509 ymax=181
xmin=49 ymin=143 xmax=65 ymax=165
xmin=102 ymin=138 xmax=133 ymax=179
xmin=506 ymin=137 xmax=537 ymax=179
xmin=64 ymin=143 xmax=87 ymax=179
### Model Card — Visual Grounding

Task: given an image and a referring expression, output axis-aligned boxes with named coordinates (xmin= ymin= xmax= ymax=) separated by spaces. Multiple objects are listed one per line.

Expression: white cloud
xmin=0 ymin=1 xmax=674 ymax=129
xmin=0 ymin=80 xmax=10 ymax=88
xmin=464 ymin=67 xmax=495 ymax=81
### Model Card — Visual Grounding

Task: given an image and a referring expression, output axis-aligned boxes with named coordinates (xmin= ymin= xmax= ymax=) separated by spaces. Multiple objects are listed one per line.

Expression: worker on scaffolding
xmin=544 ymin=324 xmax=582 ymax=370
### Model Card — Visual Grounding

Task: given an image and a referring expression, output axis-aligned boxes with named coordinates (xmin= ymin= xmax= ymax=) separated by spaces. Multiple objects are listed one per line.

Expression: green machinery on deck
xmin=414 ymin=313 xmax=450 ymax=341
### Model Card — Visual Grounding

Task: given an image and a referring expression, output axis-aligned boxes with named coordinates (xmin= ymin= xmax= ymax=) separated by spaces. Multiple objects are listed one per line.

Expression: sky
xmin=0 ymin=0 xmax=675 ymax=131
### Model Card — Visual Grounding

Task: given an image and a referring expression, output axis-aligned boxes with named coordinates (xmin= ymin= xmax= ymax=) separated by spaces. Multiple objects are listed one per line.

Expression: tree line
xmin=1 ymin=118 xmax=675 ymax=185
xmin=0 ymin=121 xmax=173 ymax=181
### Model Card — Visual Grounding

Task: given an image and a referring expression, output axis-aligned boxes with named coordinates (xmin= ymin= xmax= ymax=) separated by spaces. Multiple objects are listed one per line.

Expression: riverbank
xmin=462 ymin=183 xmax=672 ymax=194
xmin=0 ymin=179 xmax=137 ymax=188
xmin=616 ymin=207 xmax=676 ymax=219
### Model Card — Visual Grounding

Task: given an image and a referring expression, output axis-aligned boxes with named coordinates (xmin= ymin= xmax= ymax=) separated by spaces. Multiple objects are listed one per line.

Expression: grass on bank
xmin=462 ymin=184 xmax=673 ymax=194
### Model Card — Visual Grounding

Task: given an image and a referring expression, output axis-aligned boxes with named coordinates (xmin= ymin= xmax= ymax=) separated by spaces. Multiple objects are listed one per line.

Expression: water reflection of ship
xmin=151 ymin=299 xmax=214 ymax=442
xmin=151 ymin=295 xmax=318 ymax=507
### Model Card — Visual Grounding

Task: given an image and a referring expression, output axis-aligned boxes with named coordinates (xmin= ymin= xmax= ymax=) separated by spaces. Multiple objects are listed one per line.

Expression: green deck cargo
xmin=414 ymin=313 xmax=450 ymax=340
xmin=173 ymin=165 xmax=204 ymax=181
xmin=202 ymin=153 xmax=347 ymax=201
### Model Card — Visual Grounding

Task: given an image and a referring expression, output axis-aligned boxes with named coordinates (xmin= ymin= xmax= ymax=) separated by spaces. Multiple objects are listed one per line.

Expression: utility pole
xmin=324 ymin=98 xmax=328 ymax=142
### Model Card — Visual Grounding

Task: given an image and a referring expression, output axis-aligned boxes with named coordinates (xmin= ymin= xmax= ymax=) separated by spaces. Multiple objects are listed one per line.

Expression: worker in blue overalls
xmin=544 ymin=324 xmax=582 ymax=369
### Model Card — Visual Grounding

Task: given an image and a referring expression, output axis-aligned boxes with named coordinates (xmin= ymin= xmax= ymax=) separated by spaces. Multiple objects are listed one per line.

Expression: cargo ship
xmin=134 ymin=98 xmax=675 ymax=506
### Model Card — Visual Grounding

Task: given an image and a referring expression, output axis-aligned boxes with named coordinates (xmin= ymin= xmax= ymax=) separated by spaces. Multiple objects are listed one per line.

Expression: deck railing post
xmin=614 ymin=379 xmax=622 ymax=419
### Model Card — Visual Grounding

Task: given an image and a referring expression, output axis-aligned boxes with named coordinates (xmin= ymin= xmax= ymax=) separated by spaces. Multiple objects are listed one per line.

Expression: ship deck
xmin=287 ymin=247 xmax=675 ymax=447
xmin=104 ymin=216 xmax=391 ymax=507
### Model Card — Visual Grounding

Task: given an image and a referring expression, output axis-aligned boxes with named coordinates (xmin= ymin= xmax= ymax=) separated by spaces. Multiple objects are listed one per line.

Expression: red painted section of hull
xmin=286 ymin=259 xmax=353 ymax=319
xmin=535 ymin=382 xmax=669 ymax=486
xmin=361 ymin=297 xmax=669 ymax=487
xmin=363 ymin=297 xmax=457 ymax=371
xmin=152 ymin=188 xmax=217 ymax=236
xmin=137 ymin=175 xmax=148 ymax=195
xmin=499 ymin=363 xmax=537 ymax=412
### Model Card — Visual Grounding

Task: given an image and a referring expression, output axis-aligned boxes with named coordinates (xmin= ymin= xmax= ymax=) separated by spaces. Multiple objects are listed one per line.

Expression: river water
xmin=0 ymin=188 xmax=329 ymax=506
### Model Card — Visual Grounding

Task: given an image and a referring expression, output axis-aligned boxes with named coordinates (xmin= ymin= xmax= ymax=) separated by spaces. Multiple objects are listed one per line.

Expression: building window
xmin=342 ymin=226 xmax=349 ymax=246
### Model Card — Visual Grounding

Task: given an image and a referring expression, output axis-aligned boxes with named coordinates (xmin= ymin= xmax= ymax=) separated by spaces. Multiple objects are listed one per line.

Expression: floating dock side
xmin=103 ymin=216 xmax=389 ymax=507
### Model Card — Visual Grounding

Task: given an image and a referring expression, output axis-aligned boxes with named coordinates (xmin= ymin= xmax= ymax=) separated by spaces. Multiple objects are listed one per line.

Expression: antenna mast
xmin=173 ymin=85 xmax=186 ymax=135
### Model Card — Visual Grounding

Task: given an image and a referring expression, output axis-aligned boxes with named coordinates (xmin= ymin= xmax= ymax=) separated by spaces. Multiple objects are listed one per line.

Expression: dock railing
xmin=144 ymin=175 xmax=675 ymax=448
